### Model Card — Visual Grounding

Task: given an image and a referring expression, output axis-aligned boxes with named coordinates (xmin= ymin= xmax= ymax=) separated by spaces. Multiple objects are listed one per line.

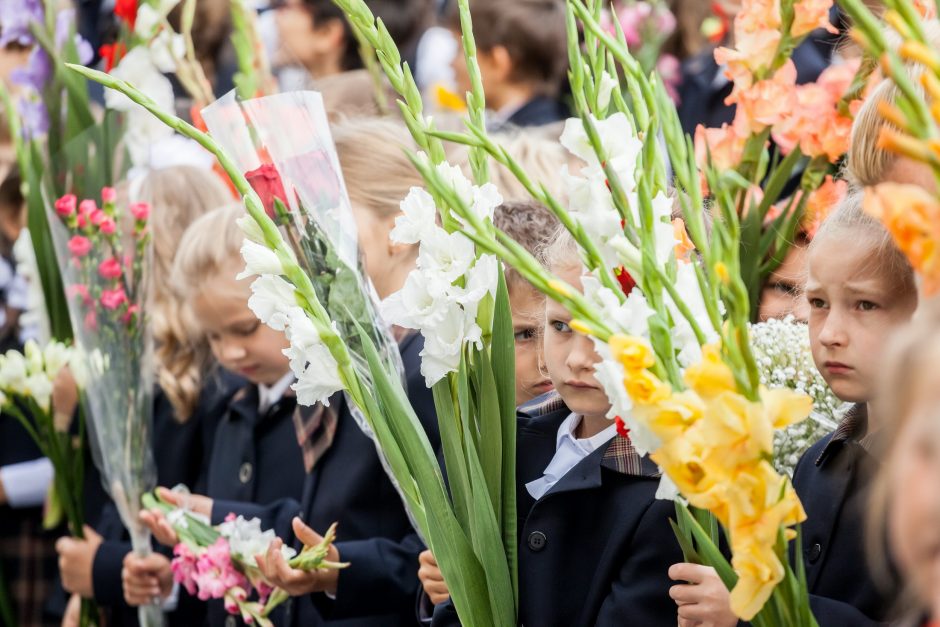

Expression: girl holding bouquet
xmin=668 ymin=193 xmax=919 ymax=626
xmin=56 ymin=165 xmax=240 ymax=627
xmin=132 ymin=120 xmax=442 ymax=627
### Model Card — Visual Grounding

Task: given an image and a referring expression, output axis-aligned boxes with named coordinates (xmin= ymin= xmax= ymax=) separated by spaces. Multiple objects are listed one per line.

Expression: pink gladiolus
xmin=100 ymin=287 xmax=127 ymax=310
xmin=172 ymin=544 xmax=199 ymax=596
xmin=191 ymin=538 xmax=248 ymax=602
xmin=68 ymin=235 xmax=92 ymax=257
xmin=55 ymin=194 xmax=77 ymax=217
xmin=99 ymin=216 xmax=117 ymax=235
xmin=98 ymin=257 xmax=122 ymax=280
xmin=130 ymin=202 xmax=151 ymax=221
xmin=101 ymin=187 xmax=116 ymax=203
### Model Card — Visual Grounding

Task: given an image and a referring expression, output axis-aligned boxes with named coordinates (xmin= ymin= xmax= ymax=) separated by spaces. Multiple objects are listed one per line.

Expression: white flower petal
xmin=247 ymin=275 xmax=296 ymax=331
xmin=391 ymin=187 xmax=438 ymax=244
xmin=237 ymin=240 xmax=285 ymax=279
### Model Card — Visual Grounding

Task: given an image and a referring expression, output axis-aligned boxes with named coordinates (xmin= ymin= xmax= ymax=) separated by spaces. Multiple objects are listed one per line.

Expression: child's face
xmin=887 ymin=375 xmax=940 ymax=614
xmin=758 ymin=241 xmax=809 ymax=322
xmin=509 ymin=282 xmax=553 ymax=405
xmin=543 ymin=266 xmax=610 ymax=420
xmin=192 ymin=269 xmax=291 ymax=386
xmin=806 ymin=236 xmax=917 ymax=403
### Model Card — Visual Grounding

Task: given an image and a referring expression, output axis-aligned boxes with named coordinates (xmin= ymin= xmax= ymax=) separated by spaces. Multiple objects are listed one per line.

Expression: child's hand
xmin=55 ymin=526 xmax=103 ymax=597
xmin=418 ymin=550 xmax=450 ymax=605
xmin=51 ymin=367 xmax=79 ymax=432
xmin=139 ymin=486 xmax=213 ymax=547
xmin=255 ymin=517 xmax=341 ymax=597
xmin=122 ymin=552 xmax=173 ymax=606
xmin=668 ymin=563 xmax=738 ymax=627
xmin=62 ymin=593 xmax=81 ymax=627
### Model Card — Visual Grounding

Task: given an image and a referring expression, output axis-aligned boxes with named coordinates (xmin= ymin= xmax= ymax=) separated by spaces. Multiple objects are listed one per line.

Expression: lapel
xmin=297 ymin=393 xmax=346 ymax=533
xmin=517 ymin=407 xmax=570 ymax=517
xmin=804 ymin=436 xmax=857 ymax=591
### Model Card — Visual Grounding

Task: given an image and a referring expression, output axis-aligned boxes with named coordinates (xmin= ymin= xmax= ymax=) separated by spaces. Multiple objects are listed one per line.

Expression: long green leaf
xmin=473 ymin=347 xmax=502 ymax=518
xmin=432 ymin=380 xmax=472 ymax=533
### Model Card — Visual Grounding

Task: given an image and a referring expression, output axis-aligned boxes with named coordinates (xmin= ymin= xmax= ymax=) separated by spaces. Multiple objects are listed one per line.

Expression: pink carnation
xmin=98 ymin=257 xmax=122 ymax=280
xmin=130 ymin=202 xmax=150 ymax=221
xmin=55 ymin=194 xmax=77 ymax=217
xmin=101 ymin=187 xmax=116 ymax=203
xmin=79 ymin=200 xmax=98 ymax=218
xmin=89 ymin=209 xmax=105 ymax=226
xmin=100 ymin=287 xmax=127 ymax=310
xmin=99 ymin=216 xmax=117 ymax=235
xmin=67 ymin=235 xmax=93 ymax=257
xmin=67 ymin=284 xmax=91 ymax=304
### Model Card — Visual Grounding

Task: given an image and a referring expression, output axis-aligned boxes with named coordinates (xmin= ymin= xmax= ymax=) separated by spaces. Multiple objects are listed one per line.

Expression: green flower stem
xmin=351 ymin=28 xmax=390 ymax=115
xmin=455 ymin=0 xmax=489 ymax=184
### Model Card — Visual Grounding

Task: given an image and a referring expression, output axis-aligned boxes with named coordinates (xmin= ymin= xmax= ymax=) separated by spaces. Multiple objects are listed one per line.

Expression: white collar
xmin=556 ymin=412 xmax=618 ymax=454
xmin=258 ymin=371 xmax=295 ymax=414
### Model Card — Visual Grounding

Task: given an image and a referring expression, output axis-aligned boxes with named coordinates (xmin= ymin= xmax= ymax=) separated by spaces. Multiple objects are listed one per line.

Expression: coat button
xmin=239 ymin=462 xmax=253 ymax=484
xmin=807 ymin=542 xmax=822 ymax=564
xmin=527 ymin=531 xmax=547 ymax=552
xmin=225 ymin=617 xmax=236 ymax=627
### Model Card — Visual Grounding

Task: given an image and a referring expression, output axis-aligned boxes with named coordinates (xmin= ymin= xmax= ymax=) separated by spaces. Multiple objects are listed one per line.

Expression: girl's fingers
xmin=668 ymin=583 xmax=702 ymax=604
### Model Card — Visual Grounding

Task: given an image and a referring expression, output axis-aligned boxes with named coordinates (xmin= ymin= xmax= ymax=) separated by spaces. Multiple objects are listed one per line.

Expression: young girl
xmin=133 ymin=119 xmax=442 ymax=627
xmin=668 ymin=192 xmax=919 ymax=626
xmin=868 ymin=300 xmax=940 ymax=627
xmin=56 ymin=165 xmax=238 ymax=627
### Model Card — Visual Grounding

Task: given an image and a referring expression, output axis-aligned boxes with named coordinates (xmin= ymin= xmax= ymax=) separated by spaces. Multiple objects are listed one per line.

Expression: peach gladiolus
xmin=790 ymin=0 xmax=837 ymax=38
xmin=864 ymin=182 xmax=940 ymax=296
xmin=729 ymin=61 xmax=798 ymax=133
xmin=803 ymin=176 xmax=847 ymax=238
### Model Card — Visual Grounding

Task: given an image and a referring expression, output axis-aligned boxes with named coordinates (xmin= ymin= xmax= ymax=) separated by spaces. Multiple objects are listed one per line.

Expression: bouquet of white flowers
xmin=749 ymin=316 xmax=846 ymax=475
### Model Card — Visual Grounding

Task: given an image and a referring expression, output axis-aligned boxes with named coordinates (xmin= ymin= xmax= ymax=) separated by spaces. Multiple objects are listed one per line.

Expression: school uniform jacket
xmin=212 ymin=331 xmax=440 ymax=627
xmin=432 ymin=392 xmax=682 ymax=627
xmin=792 ymin=404 xmax=893 ymax=627
xmin=90 ymin=370 xmax=244 ymax=626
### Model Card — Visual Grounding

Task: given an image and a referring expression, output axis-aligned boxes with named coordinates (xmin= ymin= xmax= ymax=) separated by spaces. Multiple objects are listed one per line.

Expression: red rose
xmin=68 ymin=235 xmax=92 ymax=257
xmin=245 ymin=164 xmax=288 ymax=219
xmin=55 ymin=194 xmax=77 ymax=217
xmin=98 ymin=257 xmax=122 ymax=280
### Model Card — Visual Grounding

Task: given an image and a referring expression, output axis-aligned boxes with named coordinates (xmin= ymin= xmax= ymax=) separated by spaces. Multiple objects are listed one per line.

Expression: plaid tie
xmin=286 ymin=388 xmax=340 ymax=473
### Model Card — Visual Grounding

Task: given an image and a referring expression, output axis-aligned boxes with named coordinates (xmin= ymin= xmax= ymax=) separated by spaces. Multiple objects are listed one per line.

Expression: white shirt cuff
xmin=0 ymin=458 xmax=53 ymax=508
xmin=160 ymin=581 xmax=180 ymax=612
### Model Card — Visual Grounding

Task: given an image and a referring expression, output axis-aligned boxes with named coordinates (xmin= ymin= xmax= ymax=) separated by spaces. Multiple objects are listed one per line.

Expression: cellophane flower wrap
xmin=749 ymin=316 xmax=846 ymax=475
xmin=141 ymin=492 xmax=346 ymax=627
xmin=46 ymin=187 xmax=162 ymax=626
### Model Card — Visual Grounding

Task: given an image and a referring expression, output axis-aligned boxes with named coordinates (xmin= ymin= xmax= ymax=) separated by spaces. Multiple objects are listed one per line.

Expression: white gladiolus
xmin=247 ymin=275 xmax=297 ymax=331
xmin=148 ymin=30 xmax=184 ymax=73
xmin=218 ymin=515 xmax=297 ymax=567
xmin=236 ymin=214 xmax=266 ymax=245
xmin=417 ymin=230 xmax=477 ymax=284
xmin=237 ymin=240 xmax=287 ymax=279
xmin=391 ymin=188 xmax=438 ymax=245
xmin=282 ymin=310 xmax=343 ymax=406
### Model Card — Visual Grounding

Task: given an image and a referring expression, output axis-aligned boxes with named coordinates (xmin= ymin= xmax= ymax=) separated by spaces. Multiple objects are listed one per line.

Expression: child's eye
xmin=514 ymin=328 xmax=537 ymax=342
xmin=856 ymin=300 xmax=879 ymax=312
xmin=807 ymin=297 xmax=827 ymax=309
xmin=771 ymin=281 xmax=800 ymax=297
xmin=551 ymin=320 xmax=571 ymax=333
xmin=234 ymin=321 xmax=260 ymax=336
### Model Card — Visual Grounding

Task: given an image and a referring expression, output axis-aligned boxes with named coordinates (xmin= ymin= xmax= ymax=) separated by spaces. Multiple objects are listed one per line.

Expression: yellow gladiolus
xmin=609 ymin=334 xmax=656 ymax=372
xmin=762 ymin=387 xmax=813 ymax=429
xmin=625 ymin=369 xmax=671 ymax=405
xmin=730 ymin=539 xmax=785 ymax=620
xmin=684 ymin=344 xmax=738 ymax=399
xmin=642 ymin=390 xmax=705 ymax=440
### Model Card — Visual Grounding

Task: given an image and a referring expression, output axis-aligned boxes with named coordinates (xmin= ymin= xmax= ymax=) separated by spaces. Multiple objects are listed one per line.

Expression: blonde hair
xmin=867 ymin=298 xmax=940 ymax=612
xmin=331 ymin=117 xmax=425 ymax=221
xmin=539 ymin=225 xmax=581 ymax=274
xmin=137 ymin=167 xmax=232 ymax=421
xmin=488 ymin=130 xmax=573 ymax=202
xmin=846 ymin=20 xmax=940 ymax=186
xmin=172 ymin=202 xmax=247 ymax=300
xmin=809 ymin=189 xmax=917 ymax=297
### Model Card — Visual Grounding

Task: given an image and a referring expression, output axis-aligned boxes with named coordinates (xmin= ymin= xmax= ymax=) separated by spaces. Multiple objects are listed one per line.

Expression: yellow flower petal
xmin=609 ymin=334 xmax=656 ymax=372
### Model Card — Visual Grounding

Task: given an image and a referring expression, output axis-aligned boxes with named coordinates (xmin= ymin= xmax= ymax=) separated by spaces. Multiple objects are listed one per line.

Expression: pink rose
xmin=98 ymin=257 xmax=122 ymax=280
xmin=130 ymin=202 xmax=150 ymax=221
xmin=55 ymin=194 xmax=77 ymax=217
xmin=100 ymin=287 xmax=127 ymax=310
xmin=101 ymin=187 xmax=116 ymax=203
xmin=121 ymin=304 xmax=140 ymax=324
xmin=67 ymin=235 xmax=93 ymax=257
xmin=84 ymin=309 xmax=97 ymax=330
xmin=79 ymin=200 xmax=98 ymax=217
xmin=99 ymin=216 xmax=117 ymax=235
xmin=89 ymin=209 xmax=105 ymax=226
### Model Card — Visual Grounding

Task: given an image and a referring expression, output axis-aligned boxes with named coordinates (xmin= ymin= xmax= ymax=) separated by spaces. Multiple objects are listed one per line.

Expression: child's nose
xmin=818 ymin=309 xmax=847 ymax=347
xmin=567 ymin=334 xmax=600 ymax=372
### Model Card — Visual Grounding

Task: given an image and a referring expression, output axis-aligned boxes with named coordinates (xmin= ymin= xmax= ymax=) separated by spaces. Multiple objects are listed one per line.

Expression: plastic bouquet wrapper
xmin=46 ymin=186 xmax=161 ymax=626
xmin=200 ymin=90 xmax=402 ymax=386
xmin=142 ymin=491 xmax=347 ymax=626
xmin=749 ymin=316 xmax=847 ymax=475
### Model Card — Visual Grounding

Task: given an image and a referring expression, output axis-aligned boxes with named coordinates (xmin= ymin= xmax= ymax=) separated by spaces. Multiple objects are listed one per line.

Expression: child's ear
xmin=312 ymin=17 xmax=346 ymax=55
xmin=489 ymin=45 xmax=515 ymax=83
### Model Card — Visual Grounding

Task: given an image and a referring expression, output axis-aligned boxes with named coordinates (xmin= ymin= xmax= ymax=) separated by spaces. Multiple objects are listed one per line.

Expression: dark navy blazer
xmin=212 ymin=331 xmax=440 ymax=627
xmin=791 ymin=405 xmax=893 ymax=627
xmin=433 ymin=399 xmax=682 ymax=627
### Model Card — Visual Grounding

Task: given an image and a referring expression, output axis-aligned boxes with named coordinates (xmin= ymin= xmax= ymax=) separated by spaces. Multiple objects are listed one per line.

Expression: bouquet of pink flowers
xmin=48 ymin=186 xmax=161 ymax=626
xmin=143 ymin=492 xmax=346 ymax=626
